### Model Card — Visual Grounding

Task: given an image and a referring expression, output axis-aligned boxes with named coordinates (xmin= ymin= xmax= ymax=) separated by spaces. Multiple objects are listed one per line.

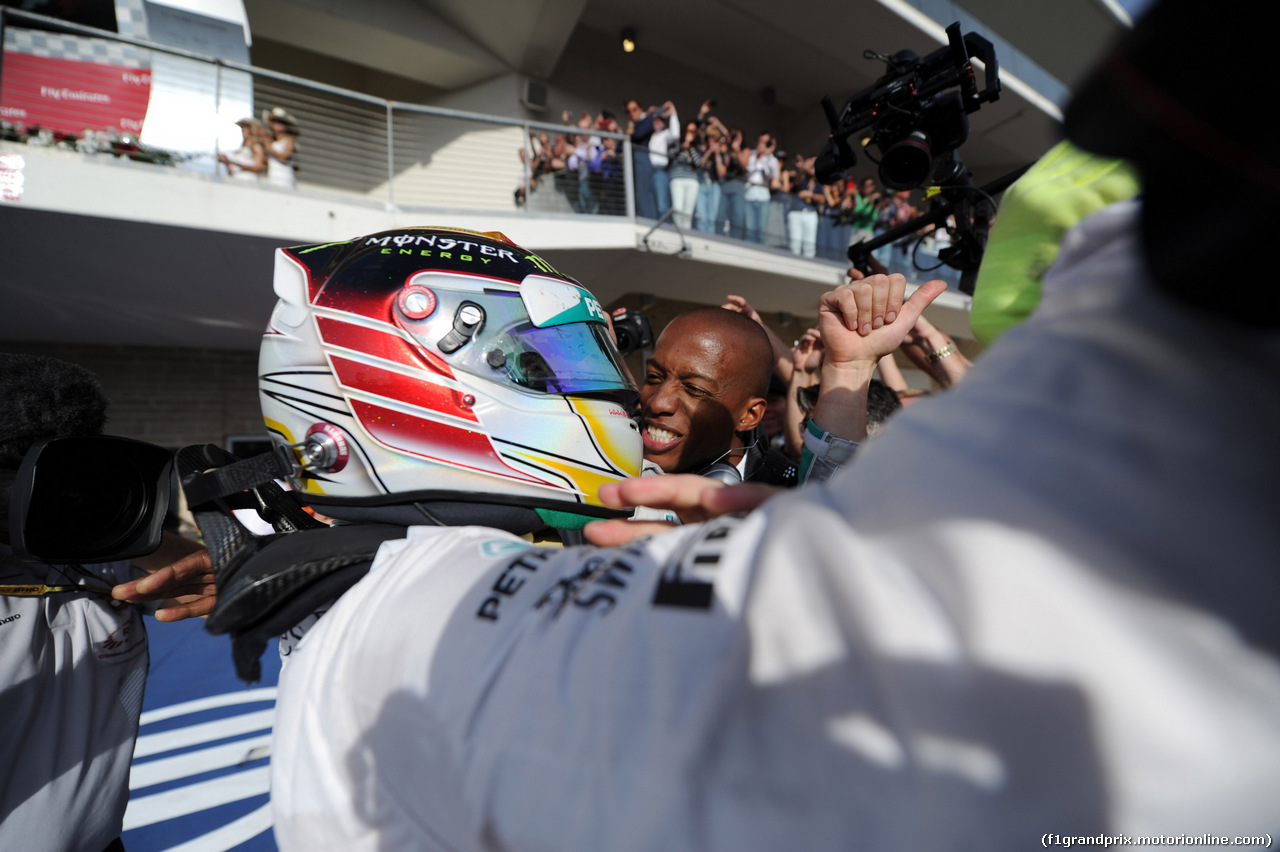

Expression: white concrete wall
xmin=2 ymin=140 xmax=637 ymax=249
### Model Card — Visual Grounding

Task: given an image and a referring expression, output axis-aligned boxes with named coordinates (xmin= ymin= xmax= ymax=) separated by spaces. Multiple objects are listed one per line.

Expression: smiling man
xmin=640 ymin=307 xmax=797 ymax=485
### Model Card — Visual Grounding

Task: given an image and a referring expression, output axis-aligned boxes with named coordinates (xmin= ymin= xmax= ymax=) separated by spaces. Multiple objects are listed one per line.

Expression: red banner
xmin=0 ymin=51 xmax=151 ymax=136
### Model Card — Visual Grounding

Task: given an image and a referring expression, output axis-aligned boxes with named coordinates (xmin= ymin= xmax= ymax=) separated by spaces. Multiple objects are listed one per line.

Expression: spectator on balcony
xmin=696 ymin=123 xmax=729 ymax=233
xmin=548 ymin=133 xmax=577 ymax=205
xmin=263 ymin=107 xmax=299 ymax=190
xmin=515 ymin=148 xmax=531 ymax=207
xmin=685 ymin=101 xmax=726 ymax=233
xmin=819 ymin=179 xmax=851 ymax=261
xmin=626 ymin=99 xmax=659 ymax=219
xmin=518 ymin=132 xmax=559 ymax=208
xmin=648 ymin=102 xmax=680 ymax=221
xmin=744 ymin=132 xmax=779 ymax=243
xmin=668 ymin=121 xmax=703 ymax=230
xmin=873 ymin=188 xmax=916 ymax=269
xmin=848 ymin=176 xmax=883 ymax=246
xmin=529 ymin=132 xmax=556 ymax=183
xmin=788 ymin=155 xmax=823 ymax=258
xmin=219 ymin=117 xmax=267 ymax=183
xmin=720 ymin=127 xmax=749 ymax=239
xmin=594 ymin=135 xmax=625 ymax=215
xmin=774 ymin=152 xmax=799 ymax=244
xmin=565 ymin=110 xmax=602 ymax=215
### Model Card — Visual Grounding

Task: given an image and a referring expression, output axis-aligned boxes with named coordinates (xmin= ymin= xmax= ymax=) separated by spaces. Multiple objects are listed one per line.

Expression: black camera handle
xmin=846 ymin=161 xmax=1031 ymax=294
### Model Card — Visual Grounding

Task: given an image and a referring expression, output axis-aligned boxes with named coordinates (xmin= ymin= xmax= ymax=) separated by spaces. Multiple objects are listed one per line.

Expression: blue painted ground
xmin=123 ymin=616 xmax=282 ymax=852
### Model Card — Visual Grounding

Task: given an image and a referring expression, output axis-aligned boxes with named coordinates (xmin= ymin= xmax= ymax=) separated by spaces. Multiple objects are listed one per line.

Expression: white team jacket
xmin=271 ymin=201 xmax=1280 ymax=850
xmin=0 ymin=555 xmax=148 ymax=852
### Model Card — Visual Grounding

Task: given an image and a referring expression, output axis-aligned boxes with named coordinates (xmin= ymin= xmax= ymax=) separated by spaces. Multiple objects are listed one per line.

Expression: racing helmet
xmin=258 ymin=227 xmax=642 ymax=523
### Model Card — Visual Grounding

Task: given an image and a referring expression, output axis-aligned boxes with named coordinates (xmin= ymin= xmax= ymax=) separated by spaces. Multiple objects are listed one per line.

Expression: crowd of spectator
xmin=519 ymin=96 xmax=963 ymax=284
xmin=517 ymin=107 xmax=627 ymax=215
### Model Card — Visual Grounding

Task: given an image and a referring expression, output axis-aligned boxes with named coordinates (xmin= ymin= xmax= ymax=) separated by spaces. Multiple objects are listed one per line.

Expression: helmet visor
xmin=449 ymin=292 xmax=635 ymax=397
xmin=503 ymin=321 xmax=634 ymax=394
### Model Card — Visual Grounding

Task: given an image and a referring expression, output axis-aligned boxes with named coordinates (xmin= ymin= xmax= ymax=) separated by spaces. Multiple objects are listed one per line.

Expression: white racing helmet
xmin=259 ymin=227 xmax=642 ymax=525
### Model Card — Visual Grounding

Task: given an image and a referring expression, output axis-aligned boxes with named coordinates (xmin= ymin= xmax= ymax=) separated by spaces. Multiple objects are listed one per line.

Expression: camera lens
xmin=16 ymin=436 xmax=172 ymax=562
xmin=26 ymin=444 xmax=150 ymax=557
xmin=614 ymin=328 xmax=635 ymax=356
xmin=880 ymin=131 xmax=933 ymax=190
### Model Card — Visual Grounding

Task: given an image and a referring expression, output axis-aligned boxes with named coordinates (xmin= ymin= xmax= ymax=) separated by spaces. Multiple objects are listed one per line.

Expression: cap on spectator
xmin=263 ymin=107 xmax=300 ymax=135
xmin=236 ymin=116 xmax=267 ymax=131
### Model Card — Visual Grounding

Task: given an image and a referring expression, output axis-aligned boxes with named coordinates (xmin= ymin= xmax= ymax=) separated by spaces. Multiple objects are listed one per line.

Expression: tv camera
xmin=815 ymin=22 xmax=1027 ymax=294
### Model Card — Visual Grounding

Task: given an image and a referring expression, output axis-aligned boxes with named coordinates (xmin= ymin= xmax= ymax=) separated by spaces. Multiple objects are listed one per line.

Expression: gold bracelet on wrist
xmin=926 ymin=342 xmax=956 ymax=364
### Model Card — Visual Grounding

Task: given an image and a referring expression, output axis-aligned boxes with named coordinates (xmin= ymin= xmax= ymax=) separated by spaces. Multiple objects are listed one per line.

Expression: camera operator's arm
xmin=800 ymin=276 xmax=946 ymax=483
xmin=722 ymin=294 xmax=793 ymax=382
xmin=114 ymin=532 xmax=215 ymax=621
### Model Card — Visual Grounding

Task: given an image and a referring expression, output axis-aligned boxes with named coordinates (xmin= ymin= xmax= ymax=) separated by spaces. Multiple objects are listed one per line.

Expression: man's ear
xmin=737 ymin=396 xmax=767 ymax=432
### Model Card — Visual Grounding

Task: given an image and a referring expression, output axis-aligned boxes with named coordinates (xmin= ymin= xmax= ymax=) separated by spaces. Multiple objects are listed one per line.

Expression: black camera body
xmin=815 ymin=22 xmax=1000 ymax=190
xmin=3 ymin=436 xmax=172 ymax=562
xmin=611 ymin=307 xmax=654 ymax=357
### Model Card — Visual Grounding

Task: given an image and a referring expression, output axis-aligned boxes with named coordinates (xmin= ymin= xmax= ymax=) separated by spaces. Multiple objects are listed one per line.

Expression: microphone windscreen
xmin=0 ymin=354 xmax=109 ymax=469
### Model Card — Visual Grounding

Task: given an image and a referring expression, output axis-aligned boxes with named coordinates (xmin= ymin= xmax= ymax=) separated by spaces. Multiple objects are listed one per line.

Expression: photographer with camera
xmin=719 ymin=127 xmax=750 ymax=238
xmin=787 ymin=155 xmax=825 ymax=258
xmin=744 ymin=132 xmax=779 ymax=243
xmin=0 ymin=354 xmax=213 ymax=852
xmin=624 ymin=98 xmax=659 ymax=219
xmin=694 ymin=105 xmax=731 ymax=234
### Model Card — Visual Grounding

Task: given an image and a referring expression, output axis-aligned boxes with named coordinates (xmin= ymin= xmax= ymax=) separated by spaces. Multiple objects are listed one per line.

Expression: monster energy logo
xmin=525 ymin=253 xmax=560 ymax=275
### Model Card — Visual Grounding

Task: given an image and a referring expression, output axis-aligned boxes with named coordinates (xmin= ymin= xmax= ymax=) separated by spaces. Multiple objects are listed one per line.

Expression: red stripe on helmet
xmin=330 ymin=355 xmax=477 ymax=423
xmin=316 ymin=317 xmax=453 ymax=377
xmin=350 ymin=400 xmax=541 ymax=484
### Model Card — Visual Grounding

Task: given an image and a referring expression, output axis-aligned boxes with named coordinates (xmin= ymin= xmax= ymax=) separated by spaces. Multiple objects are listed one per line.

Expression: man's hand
xmin=721 ymin=294 xmax=763 ymax=325
xmin=846 ymin=252 xmax=889 ymax=282
xmin=791 ymin=328 xmax=823 ymax=382
xmin=113 ymin=548 xmax=216 ymax=622
xmin=584 ymin=475 xmax=781 ymax=546
xmin=819 ymin=275 xmax=947 ymax=369
xmin=723 ymin=293 xmax=795 ymax=383
xmin=897 ymin=313 xmax=972 ymax=388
